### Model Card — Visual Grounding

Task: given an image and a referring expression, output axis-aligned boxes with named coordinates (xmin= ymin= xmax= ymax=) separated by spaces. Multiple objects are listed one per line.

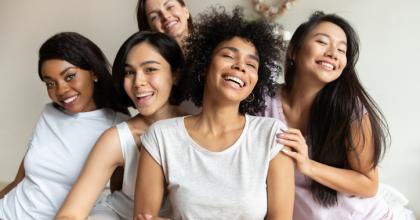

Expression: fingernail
xmin=281 ymin=148 xmax=289 ymax=153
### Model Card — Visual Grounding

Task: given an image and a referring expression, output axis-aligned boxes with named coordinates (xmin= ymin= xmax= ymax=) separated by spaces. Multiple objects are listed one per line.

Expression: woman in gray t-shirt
xmin=135 ymin=7 xmax=294 ymax=220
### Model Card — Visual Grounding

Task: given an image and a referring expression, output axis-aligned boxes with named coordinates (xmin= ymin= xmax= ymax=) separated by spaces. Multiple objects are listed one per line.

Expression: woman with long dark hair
xmin=0 ymin=32 xmax=128 ymax=220
xmin=261 ymin=11 xmax=393 ymax=219
xmin=56 ymin=31 xmax=185 ymax=220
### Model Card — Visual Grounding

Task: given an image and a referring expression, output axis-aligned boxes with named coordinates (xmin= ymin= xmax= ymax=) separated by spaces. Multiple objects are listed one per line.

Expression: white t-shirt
xmin=98 ymin=122 xmax=138 ymax=219
xmin=141 ymin=114 xmax=286 ymax=220
xmin=0 ymin=103 xmax=127 ymax=220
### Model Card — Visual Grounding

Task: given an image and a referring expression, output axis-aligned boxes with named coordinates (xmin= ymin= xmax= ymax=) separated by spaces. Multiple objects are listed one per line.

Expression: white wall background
xmin=1 ymin=0 xmax=419 ymax=216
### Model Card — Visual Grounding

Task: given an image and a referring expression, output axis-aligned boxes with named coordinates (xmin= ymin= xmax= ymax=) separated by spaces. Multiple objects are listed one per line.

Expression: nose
xmin=231 ymin=62 xmax=246 ymax=73
xmin=325 ymin=46 xmax=338 ymax=60
xmin=160 ymin=10 xmax=171 ymax=21
xmin=134 ymin=72 xmax=147 ymax=88
xmin=56 ymin=81 xmax=70 ymax=96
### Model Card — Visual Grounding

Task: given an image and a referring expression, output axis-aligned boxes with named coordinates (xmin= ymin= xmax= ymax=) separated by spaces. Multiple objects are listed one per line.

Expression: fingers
xmin=281 ymin=148 xmax=304 ymax=162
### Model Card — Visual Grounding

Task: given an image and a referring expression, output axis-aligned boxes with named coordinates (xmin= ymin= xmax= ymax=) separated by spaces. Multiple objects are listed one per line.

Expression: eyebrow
xmin=218 ymin=46 xmax=260 ymax=62
xmin=41 ymin=66 xmax=76 ymax=80
xmin=314 ymin=33 xmax=347 ymax=45
xmin=125 ymin=60 xmax=161 ymax=68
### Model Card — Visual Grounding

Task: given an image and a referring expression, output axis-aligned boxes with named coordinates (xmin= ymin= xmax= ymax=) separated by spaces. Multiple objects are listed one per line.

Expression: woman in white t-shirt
xmin=55 ymin=31 xmax=186 ymax=220
xmin=135 ymin=7 xmax=295 ymax=220
xmin=0 ymin=32 xmax=129 ymax=220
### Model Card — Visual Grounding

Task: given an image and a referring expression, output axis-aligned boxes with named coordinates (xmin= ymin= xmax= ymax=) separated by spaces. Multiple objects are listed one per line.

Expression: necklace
xmin=252 ymin=0 xmax=296 ymax=20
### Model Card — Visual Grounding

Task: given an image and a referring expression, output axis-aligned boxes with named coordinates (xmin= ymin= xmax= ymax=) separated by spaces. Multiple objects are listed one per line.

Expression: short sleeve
xmin=140 ymin=124 xmax=162 ymax=166
xmin=269 ymin=119 xmax=287 ymax=160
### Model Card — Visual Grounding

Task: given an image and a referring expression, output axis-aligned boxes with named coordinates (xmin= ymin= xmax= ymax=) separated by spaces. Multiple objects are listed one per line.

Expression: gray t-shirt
xmin=141 ymin=114 xmax=286 ymax=220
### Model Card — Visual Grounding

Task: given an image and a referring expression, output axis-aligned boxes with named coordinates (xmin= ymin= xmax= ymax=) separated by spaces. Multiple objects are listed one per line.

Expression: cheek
xmin=150 ymin=75 xmax=173 ymax=93
xmin=46 ymin=89 xmax=56 ymax=101
xmin=123 ymin=78 xmax=134 ymax=97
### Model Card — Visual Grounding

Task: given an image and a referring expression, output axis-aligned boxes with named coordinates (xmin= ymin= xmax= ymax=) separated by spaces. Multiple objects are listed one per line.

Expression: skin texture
xmin=134 ymin=37 xmax=294 ymax=220
xmin=145 ymin=0 xmax=190 ymax=45
xmin=41 ymin=59 xmax=97 ymax=114
xmin=278 ymin=21 xmax=379 ymax=198
xmin=55 ymin=42 xmax=180 ymax=220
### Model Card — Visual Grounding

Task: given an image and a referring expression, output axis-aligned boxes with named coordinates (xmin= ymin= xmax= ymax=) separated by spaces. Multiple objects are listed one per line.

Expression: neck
xmin=137 ymin=103 xmax=179 ymax=127
xmin=195 ymin=97 xmax=244 ymax=135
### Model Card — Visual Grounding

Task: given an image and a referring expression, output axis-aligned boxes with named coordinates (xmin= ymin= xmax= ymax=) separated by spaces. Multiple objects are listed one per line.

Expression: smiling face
xmin=145 ymin=0 xmax=190 ymax=43
xmin=123 ymin=42 xmax=174 ymax=116
xmin=204 ymin=37 xmax=259 ymax=105
xmin=41 ymin=59 xmax=97 ymax=114
xmin=294 ymin=21 xmax=348 ymax=86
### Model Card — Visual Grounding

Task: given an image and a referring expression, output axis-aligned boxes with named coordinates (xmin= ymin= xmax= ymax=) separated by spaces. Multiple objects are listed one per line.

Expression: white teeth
xmin=320 ymin=62 xmax=334 ymax=70
xmin=136 ymin=92 xmax=153 ymax=98
xmin=224 ymin=76 xmax=244 ymax=87
xmin=165 ymin=21 xmax=177 ymax=30
xmin=63 ymin=95 xmax=77 ymax=104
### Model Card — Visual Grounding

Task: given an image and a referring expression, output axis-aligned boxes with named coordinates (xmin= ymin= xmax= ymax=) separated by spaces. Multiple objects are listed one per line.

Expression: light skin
xmin=0 ymin=59 xmax=97 ymax=199
xmin=134 ymin=37 xmax=294 ymax=219
xmin=55 ymin=42 xmax=180 ymax=220
xmin=145 ymin=0 xmax=190 ymax=45
xmin=278 ymin=21 xmax=379 ymax=198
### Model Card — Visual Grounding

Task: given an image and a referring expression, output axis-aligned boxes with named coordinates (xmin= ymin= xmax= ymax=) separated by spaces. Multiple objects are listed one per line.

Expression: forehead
xmin=214 ymin=37 xmax=258 ymax=57
xmin=145 ymin=0 xmax=179 ymax=10
xmin=308 ymin=21 xmax=347 ymax=43
xmin=125 ymin=42 xmax=167 ymax=65
xmin=41 ymin=59 xmax=74 ymax=76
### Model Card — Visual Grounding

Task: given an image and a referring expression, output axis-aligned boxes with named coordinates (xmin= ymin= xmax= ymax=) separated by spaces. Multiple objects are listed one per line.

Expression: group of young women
xmin=0 ymin=0 xmax=396 ymax=219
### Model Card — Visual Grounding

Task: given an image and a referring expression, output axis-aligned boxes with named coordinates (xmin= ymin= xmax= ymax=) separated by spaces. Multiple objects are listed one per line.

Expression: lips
xmin=223 ymin=74 xmax=246 ymax=88
xmin=60 ymin=94 xmax=78 ymax=104
xmin=316 ymin=60 xmax=336 ymax=71
xmin=135 ymin=91 xmax=154 ymax=106
xmin=163 ymin=20 xmax=179 ymax=33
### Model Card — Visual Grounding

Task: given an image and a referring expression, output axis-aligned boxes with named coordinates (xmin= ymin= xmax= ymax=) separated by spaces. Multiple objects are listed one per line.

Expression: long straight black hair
xmin=38 ymin=32 xmax=128 ymax=114
xmin=285 ymin=11 xmax=389 ymax=207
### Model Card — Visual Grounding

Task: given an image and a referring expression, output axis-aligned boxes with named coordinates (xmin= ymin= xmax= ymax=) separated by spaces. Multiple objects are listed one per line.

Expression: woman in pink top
xmin=262 ymin=11 xmax=393 ymax=219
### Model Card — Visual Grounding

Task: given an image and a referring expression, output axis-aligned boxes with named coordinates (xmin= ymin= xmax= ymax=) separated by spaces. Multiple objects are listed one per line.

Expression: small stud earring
xmin=93 ymin=78 xmax=98 ymax=82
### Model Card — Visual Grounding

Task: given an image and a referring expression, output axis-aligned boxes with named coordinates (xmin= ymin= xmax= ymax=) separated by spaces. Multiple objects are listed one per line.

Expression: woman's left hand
xmin=277 ymin=128 xmax=312 ymax=176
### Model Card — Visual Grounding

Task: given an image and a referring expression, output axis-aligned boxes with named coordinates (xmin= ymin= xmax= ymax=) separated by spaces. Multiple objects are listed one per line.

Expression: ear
xmin=183 ymin=6 xmax=190 ymax=20
xmin=90 ymin=71 xmax=98 ymax=82
xmin=172 ymin=69 xmax=181 ymax=86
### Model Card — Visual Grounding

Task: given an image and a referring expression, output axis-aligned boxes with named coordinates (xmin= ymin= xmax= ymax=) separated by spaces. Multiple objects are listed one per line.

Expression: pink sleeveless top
xmin=260 ymin=87 xmax=393 ymax=220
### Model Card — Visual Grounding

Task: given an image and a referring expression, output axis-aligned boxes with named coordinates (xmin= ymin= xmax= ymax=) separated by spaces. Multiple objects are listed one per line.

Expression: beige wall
xmin=1 ymin=0 xmax=419 ymax=216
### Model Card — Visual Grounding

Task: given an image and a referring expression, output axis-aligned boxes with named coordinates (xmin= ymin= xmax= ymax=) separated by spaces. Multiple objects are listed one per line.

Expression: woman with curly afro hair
xmin=134 ymin=6 xmax=294 ymax=220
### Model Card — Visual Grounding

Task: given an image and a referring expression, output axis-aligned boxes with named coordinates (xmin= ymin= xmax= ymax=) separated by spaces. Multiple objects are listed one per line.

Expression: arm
xmin=266 ymin=150 xmax=295 ymax=220
xmin=55 ymin=127 xmax=124 ymax=220
xmin=0 ymin=160 xmax=25 ymax=199
xmin=280 ymin=115 xmax=379 ymax=197
xmin=134 ymin=147 xmax=166 ymax=219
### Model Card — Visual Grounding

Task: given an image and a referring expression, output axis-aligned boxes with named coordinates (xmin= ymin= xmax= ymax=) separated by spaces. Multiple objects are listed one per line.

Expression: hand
xmin=135 ymin=214 xmax=170 ymax=220
xmin=277 ymin=128 xmax=312 ymax=176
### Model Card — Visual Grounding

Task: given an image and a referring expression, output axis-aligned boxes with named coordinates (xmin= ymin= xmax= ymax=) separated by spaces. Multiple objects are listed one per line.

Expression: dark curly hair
xmin=285 ymin=11 xmax=389 ymax=207
xmin=38 ymin=32 xmax=128 ymax=114
xmin=183 ymin=6 xmax=282 ymax=115
xmin=112 ymin=31 xmax=185 ymax=108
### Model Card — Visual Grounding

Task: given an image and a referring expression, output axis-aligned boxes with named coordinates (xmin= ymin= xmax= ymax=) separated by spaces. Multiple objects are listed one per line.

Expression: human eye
xmin=316 ymin=39 xmax=328 ymax=45
xmin=221 ymin=52 xmax=234 ymax=59
xmin=145 ymin=67 xmax=158 ymax=73
xmin=338 ymin=46 xmax=347 ymax=54
xmin=44 ymin=80 xmax=55 ymax=89
xmin=124 ymin=69 xmax=135 ymax=77
xmin=247 ymin=63 xmax=257 ymax=69
xmin=149 ymin=13 xmax=160 ymax=22
xmin=64 ymin=73 xmax=76 ymax=81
